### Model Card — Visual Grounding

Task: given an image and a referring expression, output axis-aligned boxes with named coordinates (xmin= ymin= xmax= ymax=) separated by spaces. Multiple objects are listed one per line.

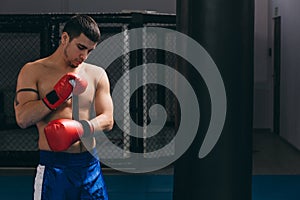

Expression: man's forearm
xmin=90 ymin=114 xmax=114 ymax=133
xmin=15 ymin=100 xmax=51 ymax=128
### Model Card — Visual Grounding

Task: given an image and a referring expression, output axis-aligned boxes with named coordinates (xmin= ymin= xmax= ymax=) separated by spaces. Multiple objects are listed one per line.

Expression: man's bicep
xmin=94 ymin=73 xmax=113 ymax=116
xmin=94 ymin=88 xmax=113 ymax=116
xmin=15 ymin=64 xmax=39 ymax=106
xmin=16 ymin=64 xmax=38 ymax=91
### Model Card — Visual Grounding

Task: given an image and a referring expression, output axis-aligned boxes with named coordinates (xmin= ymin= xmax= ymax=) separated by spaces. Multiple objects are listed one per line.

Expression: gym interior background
xmin=1 ymin=0 xmax=300 ymax=200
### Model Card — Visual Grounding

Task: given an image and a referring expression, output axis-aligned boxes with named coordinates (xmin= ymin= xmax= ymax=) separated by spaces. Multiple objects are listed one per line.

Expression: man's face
xmin=63 ymin=33 xmax=97 ymax=68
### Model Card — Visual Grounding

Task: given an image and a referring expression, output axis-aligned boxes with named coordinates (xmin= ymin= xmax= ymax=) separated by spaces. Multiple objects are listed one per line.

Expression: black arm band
xmin=16 ymin=88 xmax=39 ymax=94
xmin=15 ymin=88 xmax=40 ymax=106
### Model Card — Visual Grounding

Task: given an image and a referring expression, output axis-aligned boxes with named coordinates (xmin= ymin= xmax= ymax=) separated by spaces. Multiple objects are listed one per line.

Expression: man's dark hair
xmin=62 ymin=14 xmax=101 ymax=43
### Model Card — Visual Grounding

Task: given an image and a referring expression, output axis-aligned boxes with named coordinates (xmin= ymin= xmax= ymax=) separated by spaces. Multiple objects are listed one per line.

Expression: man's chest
xmin=37 ymin=72 xmax=96 ymax=108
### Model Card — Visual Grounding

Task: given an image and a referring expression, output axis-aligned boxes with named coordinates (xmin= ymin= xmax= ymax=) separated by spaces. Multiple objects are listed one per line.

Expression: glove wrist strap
xmin=79 ymin=120 xmax=94 ymax=136
xmin=42 ymin=90 xmax=60 ymax=110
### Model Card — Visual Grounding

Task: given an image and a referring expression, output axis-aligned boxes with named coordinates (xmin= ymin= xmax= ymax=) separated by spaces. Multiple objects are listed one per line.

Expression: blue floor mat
xmin=0 ymin=174 xmax=300 ymax=200
xmin=252 ymin=175 xmax=300 ymax=200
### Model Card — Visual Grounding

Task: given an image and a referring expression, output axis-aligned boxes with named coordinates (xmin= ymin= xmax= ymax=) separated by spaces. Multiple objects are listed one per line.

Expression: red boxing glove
xmin=42 ymin=73 xmax=88 ymax=110
xmin=44 ymin=119 xmax=94 ymax=152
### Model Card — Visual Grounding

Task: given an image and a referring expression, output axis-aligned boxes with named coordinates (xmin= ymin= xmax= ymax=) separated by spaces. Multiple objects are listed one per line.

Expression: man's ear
xmin=61 ymin=32 xmax=69 ymax=45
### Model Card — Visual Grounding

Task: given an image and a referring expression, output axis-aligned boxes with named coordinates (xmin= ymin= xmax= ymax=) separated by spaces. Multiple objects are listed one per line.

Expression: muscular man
xmin=14 ymin=15 xmax=113 ymax=199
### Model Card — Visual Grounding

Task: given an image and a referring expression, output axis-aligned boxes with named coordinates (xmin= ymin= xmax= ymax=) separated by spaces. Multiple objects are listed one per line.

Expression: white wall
xmin=0 ymin=0 xmax=176 ymax=14
xmin=253 ymin=0 xmax=300 ymax=150
xmin=270 ymin=0 xmax=300 ymax=149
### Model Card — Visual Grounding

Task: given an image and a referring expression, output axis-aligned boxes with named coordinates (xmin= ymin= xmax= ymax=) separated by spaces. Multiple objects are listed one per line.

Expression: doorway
xmin=273 ymin=16 xmax=281 ymax=135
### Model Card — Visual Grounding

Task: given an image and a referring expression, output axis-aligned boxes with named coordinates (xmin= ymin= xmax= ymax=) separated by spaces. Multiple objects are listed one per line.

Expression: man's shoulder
xmin=82 ymin=62 xmax=106 ymax=74
xmin=82 ymin=62 xmax=104 ymax=69
xmin=81 ymin=62 xmax=108 ymax=84
xmin=20 ymin=59 xmax=46 ymax=75
xmin=23 ymin=58 xmax=47 ymax=69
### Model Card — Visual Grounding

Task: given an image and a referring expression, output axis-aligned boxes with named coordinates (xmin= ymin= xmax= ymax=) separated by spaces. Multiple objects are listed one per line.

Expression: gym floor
xmin=253 ymin=130 xmax=300 ymax=175
xmin=0 ymin=130 xmax=300 ymax=200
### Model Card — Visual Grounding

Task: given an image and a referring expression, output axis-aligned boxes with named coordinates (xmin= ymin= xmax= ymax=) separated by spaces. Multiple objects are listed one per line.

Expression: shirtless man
xmin=14 ymin=15 xmax=113 ymax=199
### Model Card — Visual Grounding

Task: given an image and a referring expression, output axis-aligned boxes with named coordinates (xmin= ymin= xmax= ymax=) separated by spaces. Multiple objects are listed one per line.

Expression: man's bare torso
xmin=34 ymin=60 xmax=103 ymax=152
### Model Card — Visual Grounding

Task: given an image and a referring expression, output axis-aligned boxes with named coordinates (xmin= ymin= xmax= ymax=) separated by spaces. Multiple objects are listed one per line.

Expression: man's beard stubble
xmin=64 ymin=47 xmax=78 ymax=68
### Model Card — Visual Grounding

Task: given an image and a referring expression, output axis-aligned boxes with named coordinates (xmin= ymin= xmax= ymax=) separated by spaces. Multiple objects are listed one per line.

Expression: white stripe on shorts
xmin=34 ymin=165 xmax=45 ymax=200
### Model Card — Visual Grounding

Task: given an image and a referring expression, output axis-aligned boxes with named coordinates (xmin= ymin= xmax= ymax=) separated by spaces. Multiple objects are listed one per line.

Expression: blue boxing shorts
xmin=33 ymin=149 xmax=108 ymax=200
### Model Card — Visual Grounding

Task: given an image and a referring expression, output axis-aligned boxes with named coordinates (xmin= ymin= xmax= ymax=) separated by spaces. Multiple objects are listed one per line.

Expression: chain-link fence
xmin=0 ymin=13 xmax=176 ymax=167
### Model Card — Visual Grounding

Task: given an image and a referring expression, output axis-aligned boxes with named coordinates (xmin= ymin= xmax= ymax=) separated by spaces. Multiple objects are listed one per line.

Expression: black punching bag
xmin=173 ymin=0 xmax=254 ymax=200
